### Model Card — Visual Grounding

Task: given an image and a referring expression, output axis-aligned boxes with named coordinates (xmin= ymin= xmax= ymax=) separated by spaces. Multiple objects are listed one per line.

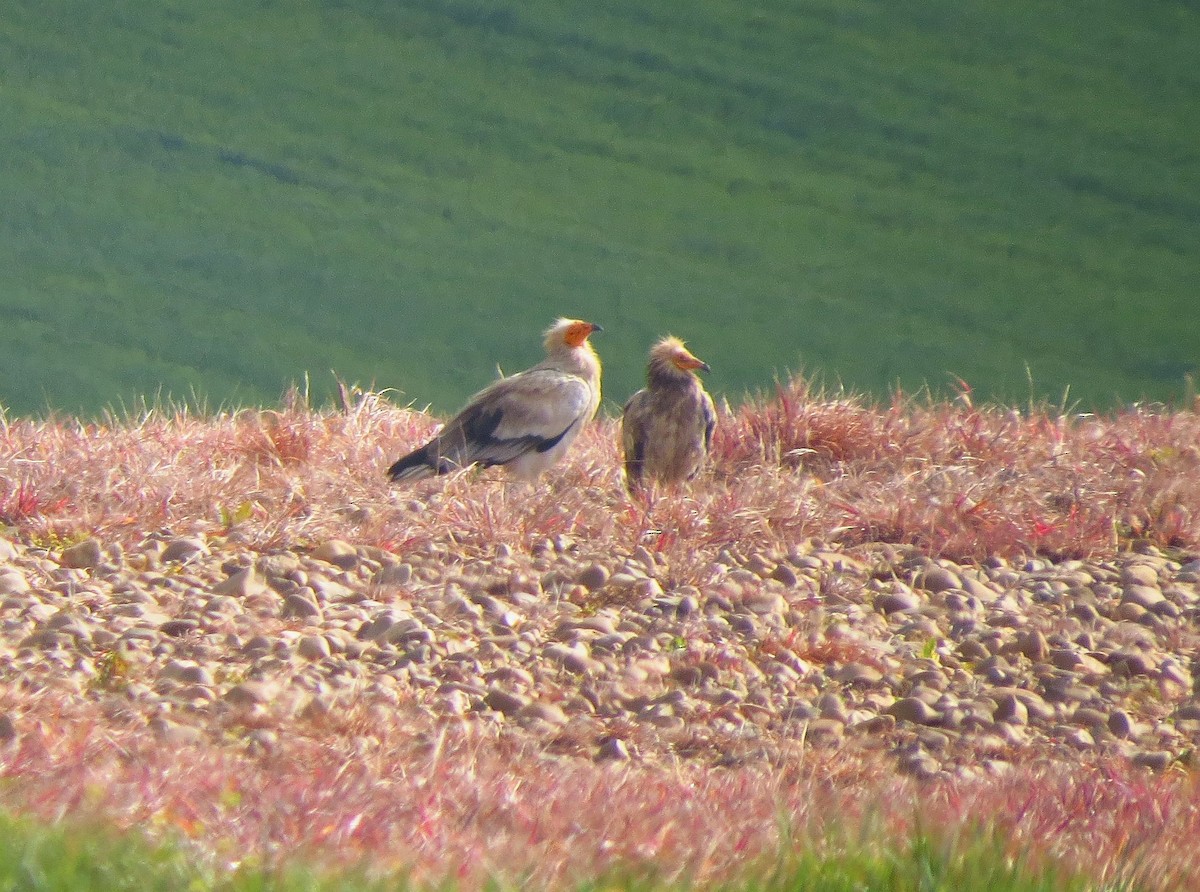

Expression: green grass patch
xmin=0 ymin=810 xmax=1126 ymax=891
xmin=2 ymin=0 xmax=1198 ymax=416
xmin=714 ymin=829 xmax=1129 ymax=892
xmin=0 ymin=810 xmax=381 ymax=892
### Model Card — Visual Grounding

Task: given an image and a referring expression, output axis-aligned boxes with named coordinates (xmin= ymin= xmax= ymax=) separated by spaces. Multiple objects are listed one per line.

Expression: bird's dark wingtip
xmin=387 ymin=445 xmax=435 ymax=482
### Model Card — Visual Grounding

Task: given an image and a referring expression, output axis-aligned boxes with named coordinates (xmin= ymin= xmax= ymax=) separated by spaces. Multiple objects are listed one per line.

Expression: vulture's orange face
xmin=671 ymin=347 xmax=710 ymax=373
xmin=563 ymin=320 xmax=602 ymax=348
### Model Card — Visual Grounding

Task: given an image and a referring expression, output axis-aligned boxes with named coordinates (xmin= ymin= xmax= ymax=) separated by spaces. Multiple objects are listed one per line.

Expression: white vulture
xmin=387 ymin=318 xmax=603 ymax=482
xmin=620 ymin=336 xmax=715 ymax=492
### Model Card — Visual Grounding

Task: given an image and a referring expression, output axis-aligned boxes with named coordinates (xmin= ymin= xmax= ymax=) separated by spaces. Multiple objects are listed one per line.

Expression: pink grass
xmin=2 ymin=378 xmax=1200 ymax=887
xmin=3 ymin=379 xmax=1198 ymax=561
xmin=2 ymin=688 xmax=1200 ymax=888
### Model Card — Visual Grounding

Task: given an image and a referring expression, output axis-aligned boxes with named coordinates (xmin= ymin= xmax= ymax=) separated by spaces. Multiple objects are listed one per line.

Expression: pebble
xmin=917 ymin=566 xmax=961 ymax=593
xmin=60 ymin=539 xmax=103 ymax=570
xmin=770 ymin=564 xmax=799 ymax=587
xmin=1123 ymin=585 xmax=1165 ymax=610
xmin=886 ymin=698 xmax=942 ymax=726
xmin=162 ymin=660 xmax=213 ymax=685
xmin=225 ymin=681 xmax=276 ymax=706
xmin=544 ymin=643 xmax=599 ymax=674
xmin=517 ymin=701 xmax=568 ymax=725
xmin=994 ymin=694 xmax=1028 ymax=726
xmin=1121 ymin=564 xmax=1160 ymax=588
xmin=483 ymin=688 xmax=528 ymax=716
xmin=312 ymin=540 xmax=359 ymax=570
xmin=1107 ymin=709 xmax=1133 ymax=739
xmin=0 ymin=712 xmax=16 ymax=744
xmin=212 ymin=568 xmax=267 ymax=598
xmin=0 ymin=570 xmax=30 ymax=595
xmin=160 ymin=618 xmax=200 ymax=638
xmin=576 ymin=564 xmax=610 ymax=591
xmin=1131 ymin=750 xmax=1174 ymax=772
xmin=831 ymin=663 xmax=885 ymax=687
xmin=281 ymin=592 xmax=323 ymax=619
xmin=1108 ymin=650 xmax=1154 ymax=677
xmin=373 ymin=563 xmax=412 ymax=586
xmin=875 ymin=589 xmax=920 ymax=615
xmin=298 ymin=635 xmax=332 ymax=661
xmin=160 ymin=537 xmax=208 ymax=564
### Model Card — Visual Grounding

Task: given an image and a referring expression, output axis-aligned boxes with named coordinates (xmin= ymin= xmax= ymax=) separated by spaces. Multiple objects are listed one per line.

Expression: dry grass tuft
xmin=716 ymin=377 xmax=1200 ymax=561
xmin=3 ymin=375 xmax=1198 ymax=561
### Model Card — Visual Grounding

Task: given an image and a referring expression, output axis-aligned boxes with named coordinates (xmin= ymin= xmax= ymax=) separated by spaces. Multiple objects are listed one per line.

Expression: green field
xmin=2 ymin=0 xmax=1198 ymax=417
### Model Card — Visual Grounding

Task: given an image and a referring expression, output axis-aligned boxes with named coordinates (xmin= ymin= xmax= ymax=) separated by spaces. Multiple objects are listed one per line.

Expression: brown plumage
xmin=388 ymin=319 xmax=602 ymax=482
xmin=621 ymin=336 xmax=715 ymax=492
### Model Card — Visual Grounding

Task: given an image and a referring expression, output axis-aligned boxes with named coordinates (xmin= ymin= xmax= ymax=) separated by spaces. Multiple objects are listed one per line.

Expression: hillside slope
xmin=2 ymin=0 xmax=1199 ymax=415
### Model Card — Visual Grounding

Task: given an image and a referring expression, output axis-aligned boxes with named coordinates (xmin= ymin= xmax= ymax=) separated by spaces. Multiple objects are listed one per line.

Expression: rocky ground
xmin=3 ymin=523 xmax=1197 ymax=780
xmin=3 ymin=390 xmax=1200 ymax=885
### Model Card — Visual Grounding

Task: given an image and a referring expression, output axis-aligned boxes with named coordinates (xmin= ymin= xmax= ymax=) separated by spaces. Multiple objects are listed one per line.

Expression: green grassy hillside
xmin=2 ymin=0 xmax=1198 ymax=417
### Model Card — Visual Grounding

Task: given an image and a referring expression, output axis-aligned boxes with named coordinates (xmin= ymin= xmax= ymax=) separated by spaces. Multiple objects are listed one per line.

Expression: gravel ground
xmin=2 ymin=526 xmax=1198 ymax=780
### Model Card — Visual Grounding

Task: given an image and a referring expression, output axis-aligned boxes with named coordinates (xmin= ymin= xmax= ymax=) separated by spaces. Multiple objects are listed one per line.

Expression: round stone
xmin=312 ymin=539 xmax=359 ymax=570
xmin=373 ymin=563 xmax=413 ymax=586
xmin=994 ymin=694 xmax=1028 ymax=726
xmin=1120 ymin=564 xmax=1160 ymax=587
xmin=886 ymin=697 xmax=942 ymax=725
xmin=60 ymin=539 xmax=103 ymax=570
xmin=483 ymin=688 xmax=528 ymax=716
xmin=282 ymin=593 xmax=322 ymax=619
xmin=1131 ymin=751 xmax=1173 ymax=772
xmin=212 ymin=568 xmax=266 ymax=598
xmin=917 ymin=567 xmax=961 ymax=593
xmin=1122 ymin=585 xmax=1165 ymax=610
xmin=1107 ymin=709 xmax=1133 ymax=739
xmin=160 ymin=537 xmax=208 ymax=564
xmin=771 ymin=564 xmax=799 ymax=587
xmin=298 ymin=635 xmax=332 ymax=661
xmin=225 ymin=681 xmax=276 ymax=706
xmin=875 ymin=589 xmax=920 ymax=614
xmin=576 ymin=564 xmax=610 ymax=591
xmin=0 ymin=570 xmax=30 ymax=595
